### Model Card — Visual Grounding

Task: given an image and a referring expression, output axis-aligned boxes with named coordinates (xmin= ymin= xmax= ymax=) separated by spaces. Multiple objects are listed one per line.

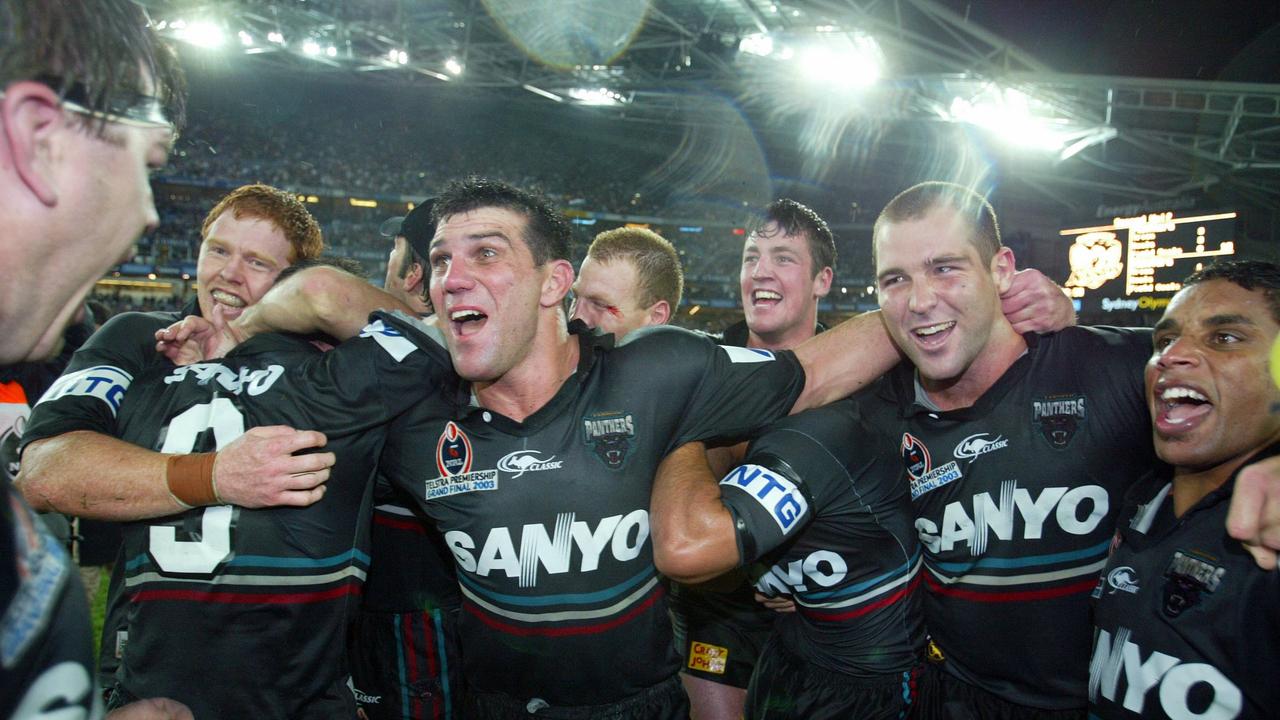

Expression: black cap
xmin=379 ymin=198 xmax=436 ymax=260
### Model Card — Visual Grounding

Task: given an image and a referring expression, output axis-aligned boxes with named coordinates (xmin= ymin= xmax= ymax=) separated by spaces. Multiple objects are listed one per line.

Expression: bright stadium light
xmin=173 ymin=20 xmax=225 ymax=48
xmin=267 ymin=31 xmax=285 ymax=45
xmin=567 ymin=87 xmax=627 ymax=106
xmin=796 ymin=32 xmax=882 ymax=89
xmin=326 ymin=45 xmax=338 ymax=57
xmin=445 ymin=57 xmax=463 ymax=75
xmin=739 ymin=33 xmax=773 ymax=57
xmin=947 ymin=86 xmax=1082 ymax=152
xmin=302 ymin=40 xmax=321 ymax=56
xmin=238 ymin=30 xmax=253 ymax=46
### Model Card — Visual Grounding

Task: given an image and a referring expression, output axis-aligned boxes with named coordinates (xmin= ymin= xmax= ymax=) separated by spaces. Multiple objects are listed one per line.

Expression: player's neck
xmin=1171 ymin=436 xmax=1280 ymax=517
xmin=473 ymin=311 xmax=579 ymax=423
xmin=921 ymin=320 xmax=1027 ymax=411
xmin=747 ymin=316 xmax=816 ymax=351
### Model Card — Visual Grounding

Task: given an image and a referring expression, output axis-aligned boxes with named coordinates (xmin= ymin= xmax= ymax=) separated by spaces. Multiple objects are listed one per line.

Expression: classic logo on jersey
xmin=1090 ymin=626 xmax=1242 ymax=718
xmin=1032 ymin=394 xmax=1086 ymax=449
xmin=496 ymin=450 xmax=563 ymax=478
xmin=427 ymin=422 xmax=498 ymax=499
xmin=719 ymin=346 xmax=775 ymax=363
xmin=720 ymin=464 xmax=808 ymax=534
xmin=1162 ymin=550 xmax=1224 ymax=618
xmin=445 ymin=510 xmax=648 ymax=588
xmin=902 ymin=433 xmax=962 ymax=500
xmin=164 ymin=363 xmax=285 ymax=396
xmin=583 ymin=411 xmax=635 ymax=470
xmin=1104 ymin=566 xmax=1140 ymax=595
xmin=952 ymin=433 xmax=1009 ymax=461
xmin=687 ymin=641 xmax=729 ymax=674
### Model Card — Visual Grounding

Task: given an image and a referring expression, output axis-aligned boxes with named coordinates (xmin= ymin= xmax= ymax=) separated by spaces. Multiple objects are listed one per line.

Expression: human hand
xmin=1001 ymin=268 xmax=1076 ymax=334
xmin=1227 ymin=455 xmax=1280 ymax=570
xmin=212 ymin=426 xmax=336 ymax=508
xmin=754 ymin=591 xmax=797 ymax=613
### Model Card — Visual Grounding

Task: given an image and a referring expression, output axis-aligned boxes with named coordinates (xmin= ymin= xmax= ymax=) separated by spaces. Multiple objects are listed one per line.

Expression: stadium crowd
xmin=5 ymin=3 xmax=1280 ymax=720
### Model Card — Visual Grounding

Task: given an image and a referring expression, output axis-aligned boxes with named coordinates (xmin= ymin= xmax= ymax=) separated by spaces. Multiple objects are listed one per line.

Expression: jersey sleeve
xmin=632 ymin=329 xmax=805 ymax=450
xmin=295 ymin=313 xmax=456 ymax=428
xmin=21 ymin=313 xmax=166 ymax=450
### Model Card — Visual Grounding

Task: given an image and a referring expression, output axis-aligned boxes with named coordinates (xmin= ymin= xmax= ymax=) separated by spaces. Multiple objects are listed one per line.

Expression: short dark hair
xmin=0 ymin=0 xmax=187 ymax=133
xmin=587 ymin=227 xmax=684 ymax=311
xmin=1183 ymin=260 xmax=1280 ymax=324
xmin=874 ymin=182 xmax=1001 ymax=265
xmin=751 ymin=199 xmax=837 ymax=275
xmin=431 ymin=177 xmax=571 ymax=266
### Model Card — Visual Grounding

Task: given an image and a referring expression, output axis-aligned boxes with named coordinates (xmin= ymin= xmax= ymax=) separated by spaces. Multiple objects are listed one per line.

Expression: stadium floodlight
xmin=945 ymin=85 xmax=1115 ymax=156
xmin=739 ymin=33 xmax=773 ymax=57
xmin=302 ymin=40 xmax=321 ymax=56
xmin=567 ymin=87 xmax=627 ymax=106
xmin=267 ymin=31 xmax=285 ymax=45
xmin=173 ymin=20 xmax=225 ymax=48
xmin=796 ymin=32 xmax=882 ymax=90
xmin=445 ymin=57 xmax=464 ymax=75
xmin=326 ymin=46 xmax=337 ymax=57
xmin=238 ymin=31 xmax=253 ymax=46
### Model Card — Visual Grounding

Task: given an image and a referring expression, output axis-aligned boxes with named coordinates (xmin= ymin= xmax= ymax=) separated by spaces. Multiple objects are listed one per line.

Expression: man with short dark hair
xmin=570 ymin=226 xmax=683 ymax=336
xmin=0 ymin=2 xmax=189 ymax=716
xmin=1089 ymin=260 xmax=1280 ymax=719
xmin=380 ymin=200 xmax=435 ymax=316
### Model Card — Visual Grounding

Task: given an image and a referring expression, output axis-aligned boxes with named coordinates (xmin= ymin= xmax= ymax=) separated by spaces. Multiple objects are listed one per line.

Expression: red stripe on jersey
xmin=132 ymin=583 xmax=361 ymax=604
xmin=800 ymin=574 xmax=923 ymax=622
xmin=402 ymin=614 xmax=422 ymax=719
xmin=374 ymin=513 xmax=429 ymax=534
xmin=923 ymin=574 xmax=1097 ymax=602
xmin=465 ymin=589 xmax=662 ymax=638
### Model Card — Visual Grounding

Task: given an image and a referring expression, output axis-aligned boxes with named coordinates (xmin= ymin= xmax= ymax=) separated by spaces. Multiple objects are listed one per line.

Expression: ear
xmin=403 ymin=261 xmax=426 ymax=295
xmin=540 ymin=259 xmax=576 ymax=308
xmin=647 ymin=300 xmax=672 ymax=326
xmin=812 ymin=266 xmax=834 ymax=298
xmin=991 ymin=247 xmax=1017 ymax=294
xmin=0 ymin=81 xmax=64 ymax=206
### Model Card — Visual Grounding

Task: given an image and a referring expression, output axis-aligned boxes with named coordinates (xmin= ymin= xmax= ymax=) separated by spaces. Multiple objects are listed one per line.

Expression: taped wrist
xmin=166 ymin=452 xmax=221 ymax=508
xmin=718 ymin=453 xmax=814 ymax=564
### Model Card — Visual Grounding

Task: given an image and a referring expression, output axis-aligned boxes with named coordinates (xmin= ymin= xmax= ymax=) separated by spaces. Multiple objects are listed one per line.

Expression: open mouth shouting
xmin=1153 ymin=383 xmax=1212 ymax=435
xmin=751 ymin=289 xmax=782 ymax=308
xmin=449 ymin=307 xmax=488 ymax=337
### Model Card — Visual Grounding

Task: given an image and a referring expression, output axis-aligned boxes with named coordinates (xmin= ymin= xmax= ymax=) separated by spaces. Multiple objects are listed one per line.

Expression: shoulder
xmin=1044 ymin=325 xmax=1152 ymax=353
xmin=755 ymin=400 xmax=885 ymax=460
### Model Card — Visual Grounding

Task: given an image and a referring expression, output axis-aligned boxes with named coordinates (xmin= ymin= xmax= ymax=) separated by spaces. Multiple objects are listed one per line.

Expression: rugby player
xmin=1089 ymin=260 xmax=1280 ymax=718
xmin=17 ymin=193 xmax=449 ymax=717
xmin=380 ymin=200 xmax=434 ymax=315
xmin=569 ymin=226 xmax=682 ymax=337
xmin=0 ymin=1 xmax=189 ymax=716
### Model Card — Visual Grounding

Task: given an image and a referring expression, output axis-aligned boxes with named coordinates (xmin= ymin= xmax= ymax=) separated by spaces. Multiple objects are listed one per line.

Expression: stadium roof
xmin=139 ymin=0 xmax=1280 ymax=213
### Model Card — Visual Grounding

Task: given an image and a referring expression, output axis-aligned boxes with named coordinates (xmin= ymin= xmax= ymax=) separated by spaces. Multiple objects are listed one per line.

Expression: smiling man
xmin=854 ymin=181 xmax=1158 ymax=718
xmin=1089 ymin=260 xmax=1280 ymax=719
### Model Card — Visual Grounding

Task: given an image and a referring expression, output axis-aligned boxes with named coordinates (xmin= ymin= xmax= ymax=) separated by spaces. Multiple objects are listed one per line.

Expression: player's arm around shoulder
xmin=651 ymin=441 xmax=743 ymax=584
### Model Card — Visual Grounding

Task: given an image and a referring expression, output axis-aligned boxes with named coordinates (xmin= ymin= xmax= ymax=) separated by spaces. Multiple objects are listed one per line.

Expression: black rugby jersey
xmin=721 ymin=399 xmax=924 ymax=677
xmin=22 ymin=311 xmax=452 ymax=719
xmin=379 ymin=323 xmax=806 ymax=707
xmin=855 ymin=326 xmax=1154 ymax=709
xmin=1088 ymin=444 xmax=1280 ymax=719
xmin=0 ymin=475 xmax=101 ymax=718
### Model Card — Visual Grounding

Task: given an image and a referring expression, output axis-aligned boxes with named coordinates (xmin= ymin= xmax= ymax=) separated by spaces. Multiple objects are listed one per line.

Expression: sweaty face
xmin=428 ymin=208 xmax=548 ymax=383
xmin=875 ymin=206 xmax=1009 ymax=389
xmin=196 ymin=213 xmax=293 ymax=322
xmin=1147 ymin=279 xmax=1280 ymax=473
xmin=571 ymin=256 xmax=653 ymax=338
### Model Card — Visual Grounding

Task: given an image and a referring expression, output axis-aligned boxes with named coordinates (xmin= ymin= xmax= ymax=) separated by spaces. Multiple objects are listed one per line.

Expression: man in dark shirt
xmin=1089 ymin=260 xmax=1280 ymax=719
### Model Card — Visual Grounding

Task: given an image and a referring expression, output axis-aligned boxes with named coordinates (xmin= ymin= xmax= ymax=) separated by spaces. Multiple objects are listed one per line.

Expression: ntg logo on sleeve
xmin=720 ymin=464 xmax=808 ymax=532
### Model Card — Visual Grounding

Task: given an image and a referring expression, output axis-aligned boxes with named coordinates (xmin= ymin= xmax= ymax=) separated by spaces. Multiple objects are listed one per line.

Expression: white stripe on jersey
xmin=797 ymin=555 xmax=922 ymax=610
xmin=925 ymin=558 xmax=1106 ymax=587
xmin=459 ymin=575 xmax=661 ymax=624
xmin=124 ymin=565 xmax=367 ymax=588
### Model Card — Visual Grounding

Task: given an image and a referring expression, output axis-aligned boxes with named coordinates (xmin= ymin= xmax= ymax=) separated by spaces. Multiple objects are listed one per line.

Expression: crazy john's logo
xmin=583 ymin=411 xmax=635 ymax=470
xmin=1162 ymin=550 xmax=1225 ymax=618
xmin=1032 ymin=394 xmax=1086 ymax=449
xmin=436 ymin=421 xmax=473 ymax=477
xmin=901 ymin=433 xmax=931 ymax=479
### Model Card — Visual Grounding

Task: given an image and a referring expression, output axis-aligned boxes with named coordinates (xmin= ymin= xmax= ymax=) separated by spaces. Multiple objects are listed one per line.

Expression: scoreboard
xmin=1059 ymin=210 xmax=1237 ymax=314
